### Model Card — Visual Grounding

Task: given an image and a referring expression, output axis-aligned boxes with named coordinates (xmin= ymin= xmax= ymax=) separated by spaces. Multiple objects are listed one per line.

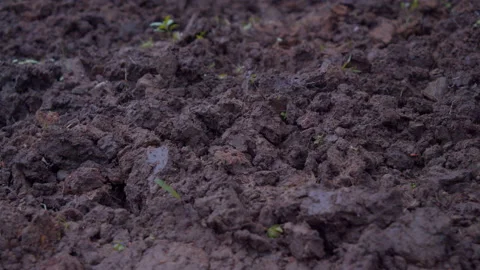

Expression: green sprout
xmin=57 ymin=216 xmax=70 ymax=230
xmin=195 ymin=31 xmax=207 ymax=39
xmin=442 ymin=0 xmax=452 ymax=9
xmin=400 ymin=0 xmax=419 ymax=11
xmin=150 ymin=16 xmax=178 ymax=32
xmin=113 ymin=243 xmax=126 ymax=252
xmin=267 ymin=224 xmax=283 ymax=238
xmin=172 ymin=31 xmax=182 ymax=41
xmin=474 ymin=20 xmax=480 ymax=28
xmin=218 ymin=74 xmax=228 ymax=80
xmin=154 ymin=178 xmax=181 ymax=200
xmin=140 ymin=38 xmax=154 ymax=49
xmin=410 ymin=183 xmax=418 ymax=189
xmin=234 ymin=65 xmax=244 ymax=74
xmin=242 ymin=22 xmax=252 ymax=31
xmin=249 ymin=73 xmax=257 ymax=85
xmin=208 ymin=63 xmax=216 ymax=69
xmin=12 ymin=59 xmax=39 ymax=65
xmin=280 ymin=112 xmax=287 ymax=121
xmin=341 ymin=54 xmax=361 ymax=73
xmin=313 ymin=134 xmax=324 ymax=146
xmin=242 ymin=17 xmax=259 ymax=31
xmin=410 ymin=0 xmax=419 ymax=10
xmin=319 ymin=44 xmax=326 ymax=52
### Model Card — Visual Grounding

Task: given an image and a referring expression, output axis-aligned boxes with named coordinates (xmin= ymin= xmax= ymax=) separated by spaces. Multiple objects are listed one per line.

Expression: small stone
xmin=65 ymin=167 xmax=106 ymax=194
xmin=324 ymin=134 xmax=338 ymax=143
xmin=370 ymin=20 xmax=395 ymax=44
xmin=234 ymin=230 xmax=273 ymax=252
xmin=213 ymin=147 xmax=252 ymax=174
xmin=385 ymin=148 xmax=414 ymax=170
xmin=331 ymin=4 xmax=349 ymax=16
xmin=408 ymin=122 xmax=426 ymax=138
xmin=296 ymin=111 xmax=320 ymax=129
xmin=39 ymin=253 xmax=83 ymax=270
xmin=422 ymin=77 xmax=448 ymax=102
xmin=334 ymin=127 xmax=347 ymax=137
xmin=284 ymin=222 xmax=325 ymax=260
xmin=56 ymin=170 xmax=68 ymax=181
xmin=419 ymin=0 xmax=439 ymax=10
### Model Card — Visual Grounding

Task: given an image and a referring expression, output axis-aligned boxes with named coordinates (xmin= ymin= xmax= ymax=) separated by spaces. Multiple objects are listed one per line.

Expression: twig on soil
xmin=183 ymin=13 xmax=199 ymax=37
xmin=128 ymin=56 xmax=137 ymax=65
xmin=449 ymin=99 xmax=456 ymax=115
xmin=13 ymin=74 xmax=20 ymax=90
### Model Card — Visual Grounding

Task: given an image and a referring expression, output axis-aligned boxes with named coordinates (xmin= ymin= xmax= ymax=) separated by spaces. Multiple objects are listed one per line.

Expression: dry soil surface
xmin=1 ymin=0 xmax=480 ymax=269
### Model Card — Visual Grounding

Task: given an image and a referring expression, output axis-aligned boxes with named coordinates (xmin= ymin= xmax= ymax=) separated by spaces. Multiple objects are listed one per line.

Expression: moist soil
xmin=1 ymin=0 xmax=480 ymax=269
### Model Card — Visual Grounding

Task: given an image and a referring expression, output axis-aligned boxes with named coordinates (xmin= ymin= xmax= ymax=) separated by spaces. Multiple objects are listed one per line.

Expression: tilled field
xmin=1 ymin=0 xmax=480 ymax=269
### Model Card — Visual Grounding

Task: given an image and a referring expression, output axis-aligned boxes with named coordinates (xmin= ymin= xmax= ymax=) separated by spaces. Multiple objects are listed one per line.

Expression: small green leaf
xmin=218 ymin=73 xmax=228 ymax=79
xmin=242 ymin=22 xmax=252 ymax=31
xmin=196 ymin=31 xmax=207 ymax=39
xmin=14 ymin=59 xmax=39 ymax=65
xmin=341 ymin=54 xmax=352 ymax=70
xmin=267 ymin=224 xmax=283 ymax=238
xmin=141 ymin=38 xmax=154 ymax=49
xmin=113 ymin=243 xmax=125 ymax=251
xmin=150 ymin=16 xmax=178 ymax=33
xmin=313 ymin=134 xmax=324 ymax=146
xmin=474 ymin=20 xmax=480 ymax=28
xmin=154 ymin=178 xmax=181 ymax=200
xmin=410 ymin=0 xmax=419 ymax=11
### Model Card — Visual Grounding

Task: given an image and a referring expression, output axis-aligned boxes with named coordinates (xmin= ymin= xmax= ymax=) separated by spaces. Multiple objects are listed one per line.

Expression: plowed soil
xmin=1 ymin=0 xmax=480 ymax=269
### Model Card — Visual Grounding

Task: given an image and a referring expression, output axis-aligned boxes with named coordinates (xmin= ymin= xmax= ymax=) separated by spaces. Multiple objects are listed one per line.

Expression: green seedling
xmin=172 ymin=31 xmax=183 ymax=42
xmin=196 ymin=31 xmax=207 ymax=39
xmin=401 ymin=0 xmax=419 ymax=11
xmin=141 ymin=38 xmax=154 ymax=48
xmin=341 ymin=54 xmax=352 ymax=69
xmin=113 ymin=243 xmax=125 ymax=252
xmin=280 ymin=112 xmax=287 ymax=121
xmin=13 ymin=59 xmax=39 ymax=65
xmin=341 ymin=54 xmax=361 ymax=73
xmin=242 ymin=16 xmax=259 ymax=31
xmin=267 ymin=224 xmax=283 ymax=238
xmin=319 ymin=44 xmax=326 ymax=52
xmin=154 ymin=178 xmax=181 ymax=200
xmin=349 ymin=145 xmax=359 ymax=152
xmin=234 ymin=65 xmax=244 ymax=74
xmin=410 ymin=183 xmax=418 ymax=189
xmin=242 ymin=22 xmax=252 ymax=31
xmin=57 ymin=216 xmax=70 ymax=230
xmin=442 ymin=0 xmax=452 ymax=9
xmin=150 ymin=16 xmax=178 ymax=32
xmin=218 ymin=74 xmax=228 ymax=79
xmin=207 ymin=63 xmax=216 ymax=69
xmin=474 ymin=20 xmax=480 ymax=28
xmin=313 ymin=134 xmax=324 ymax=146
xmin=249 ymin=73 xmax=257 ymax=85
xmin=410 ymin=0 xmax=419 ymax=10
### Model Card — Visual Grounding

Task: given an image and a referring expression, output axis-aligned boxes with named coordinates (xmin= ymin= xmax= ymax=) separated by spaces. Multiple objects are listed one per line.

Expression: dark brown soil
xmin=1 ymin=0 xmax=480 ymax=269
